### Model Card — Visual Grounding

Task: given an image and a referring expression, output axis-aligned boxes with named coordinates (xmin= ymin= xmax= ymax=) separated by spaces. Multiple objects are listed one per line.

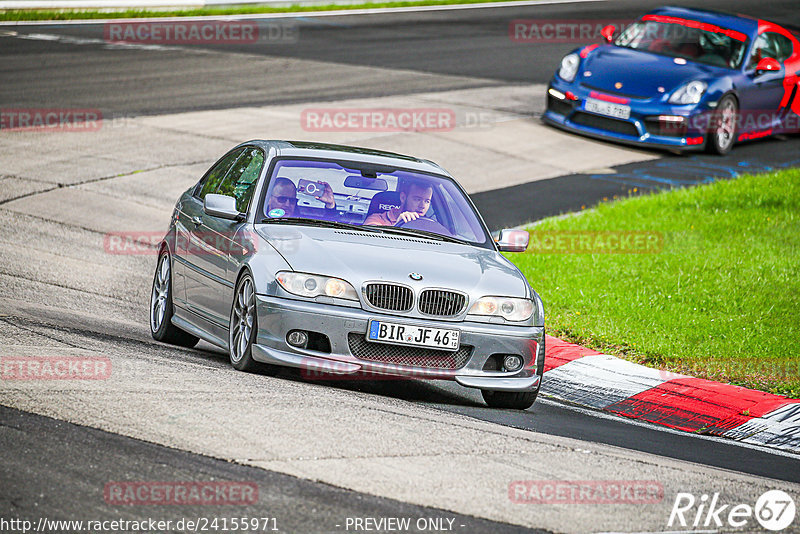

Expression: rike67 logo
xmin=669 ymin=490 xmax=796 ymax=531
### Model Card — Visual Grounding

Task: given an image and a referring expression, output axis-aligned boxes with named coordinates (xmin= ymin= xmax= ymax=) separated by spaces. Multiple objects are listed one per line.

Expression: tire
xmin=228 ymin=272 xmax=261 ymax=372
xmin=150 ymin=250 xmax=200 ymax=348
xmin=481 ymin=388 xmax=539 ymax=410
xmin=707 ymin=95 xmax=737 ymax=155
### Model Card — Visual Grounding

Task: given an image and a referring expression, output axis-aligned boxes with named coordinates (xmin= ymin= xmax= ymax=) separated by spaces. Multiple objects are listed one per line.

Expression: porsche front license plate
xmin=367 ymin=320 xmax=460 ymax=351
xmin=584 ymin=98 xmax=631 ymax=120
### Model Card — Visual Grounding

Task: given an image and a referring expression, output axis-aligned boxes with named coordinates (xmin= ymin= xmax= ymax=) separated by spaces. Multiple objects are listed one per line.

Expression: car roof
xmin=239 ymin=140 xmax=449 ymax=176
xmin=647 ymin=6 xmax=760 ymax=38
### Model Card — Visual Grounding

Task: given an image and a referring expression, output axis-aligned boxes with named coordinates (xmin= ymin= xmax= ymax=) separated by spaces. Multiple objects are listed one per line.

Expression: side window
xmin=216 ymin=148 xmax=265 ymax=213
xmin=196 ymin=148 xmax=244 ymax=200
xmin=748 ymin=32 xmax=792 ymax=69
xmin=773 ymin=33 xmax=793 ymax=62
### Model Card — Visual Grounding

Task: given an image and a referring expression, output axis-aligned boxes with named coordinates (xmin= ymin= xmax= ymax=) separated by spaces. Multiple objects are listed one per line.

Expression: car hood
xmin=256 ymin=225 xmax=530 ymax=298
xmin=581 ymin=46 xmax=728 ymax=98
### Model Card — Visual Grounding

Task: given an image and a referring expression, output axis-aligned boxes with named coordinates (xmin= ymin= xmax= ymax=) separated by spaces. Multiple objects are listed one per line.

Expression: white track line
xmin=0 ymin=0 xmax=603 ymax=25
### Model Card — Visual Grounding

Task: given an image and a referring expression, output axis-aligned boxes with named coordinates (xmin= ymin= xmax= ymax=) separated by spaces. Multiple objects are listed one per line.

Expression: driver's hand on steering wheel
xmin=395 ymin=211 xmax=422 ymax=225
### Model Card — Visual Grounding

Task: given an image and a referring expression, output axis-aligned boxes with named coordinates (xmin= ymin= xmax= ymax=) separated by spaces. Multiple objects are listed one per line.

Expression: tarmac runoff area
xmin=1 ymin=84 xmax=798 ymax=533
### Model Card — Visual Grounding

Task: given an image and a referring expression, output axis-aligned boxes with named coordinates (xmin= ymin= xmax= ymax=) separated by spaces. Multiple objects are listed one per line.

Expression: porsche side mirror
xmin=204 ymin=194 xmax=243 ymax=221
xmin=755 ymin=57 xmax=781 ymax=73
xmin=601 ymin=25 xmax=616 ymax=43
xmin=496 ymin=229 xmax=529 ymax=253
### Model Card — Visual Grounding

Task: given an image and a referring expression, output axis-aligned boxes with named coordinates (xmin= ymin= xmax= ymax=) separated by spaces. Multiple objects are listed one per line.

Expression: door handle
xmin=191 ymin=216 xmax=203 ymax=227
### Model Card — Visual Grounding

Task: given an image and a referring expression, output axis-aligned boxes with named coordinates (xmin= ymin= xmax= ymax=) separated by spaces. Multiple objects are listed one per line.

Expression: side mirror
xmin=496 ymin=229 xmax=529 ymax=253
xmin=755 ymin=57 xmax=781 ymax=73
xmin=601 ymin=24 xmax=616 ymax=43
xmin=204 ymin=194 xmax=242 ymax=221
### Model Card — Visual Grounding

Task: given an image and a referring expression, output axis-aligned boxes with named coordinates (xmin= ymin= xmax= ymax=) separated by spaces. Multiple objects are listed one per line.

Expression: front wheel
xmin=481 ymin=388 xmax=538 ymax=410
xmin=229 ymin=273 xmax=261 ymax=372
xmin=150 ymin=250 xmax=199 ymax=348
xmin=707 ymin=95 xmax=737 ymax=155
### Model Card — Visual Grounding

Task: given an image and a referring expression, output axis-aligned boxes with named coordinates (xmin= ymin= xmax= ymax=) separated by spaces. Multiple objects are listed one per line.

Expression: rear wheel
xmin=707 ymin=95 xmax=737 ymax=155
xmin=229 ymin=273 xmax=261 ymax=372
xmin=150 ymin=250 xmax=199 ymax=348
xmin=481 ymin=388 xmax=538 ymax=410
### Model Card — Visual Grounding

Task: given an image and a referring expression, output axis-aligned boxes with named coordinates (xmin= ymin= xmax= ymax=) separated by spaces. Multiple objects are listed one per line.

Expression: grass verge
xmin=510 ymin=168 xmax=800 ymax=398
xmin=1 ymin=0 xmax=527 ymax=21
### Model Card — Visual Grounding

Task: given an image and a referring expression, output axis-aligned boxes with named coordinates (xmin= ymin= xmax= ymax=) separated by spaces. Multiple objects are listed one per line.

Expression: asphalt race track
xmin=1 ymin=0 xmax=799 ymax=532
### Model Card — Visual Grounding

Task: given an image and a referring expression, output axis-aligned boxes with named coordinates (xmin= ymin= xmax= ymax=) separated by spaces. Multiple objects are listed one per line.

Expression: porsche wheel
xmin=150 ymin=250 xmax=199 ymax=348
xmin=708 ymin=95 xmax=737 ymax=155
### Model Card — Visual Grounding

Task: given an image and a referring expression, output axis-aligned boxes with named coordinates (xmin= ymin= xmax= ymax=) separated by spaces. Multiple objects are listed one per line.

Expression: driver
xmin=266 ymin=177 xmax=335 ymax=217
xmin=364 ymin=180 xmax=432 ymax=226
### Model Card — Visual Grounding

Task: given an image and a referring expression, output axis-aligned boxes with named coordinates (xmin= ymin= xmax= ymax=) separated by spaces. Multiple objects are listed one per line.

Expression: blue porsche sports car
xmin=544 ymin=6 xmax=800 ymax=154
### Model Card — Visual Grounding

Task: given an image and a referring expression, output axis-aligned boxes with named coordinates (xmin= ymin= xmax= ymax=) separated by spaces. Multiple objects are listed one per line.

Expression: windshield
xmin=615 ymin=18 xmax=749 ymax=69
xmin=259 ymin=158 xmax=492 ymax=247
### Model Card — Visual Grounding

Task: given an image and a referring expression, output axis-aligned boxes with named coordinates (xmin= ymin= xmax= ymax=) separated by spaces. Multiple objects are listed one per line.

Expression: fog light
xmin=503 ymin=355 xmax=523 ymax=372
xmin=287 ymin=330 xmax=308 ymax=348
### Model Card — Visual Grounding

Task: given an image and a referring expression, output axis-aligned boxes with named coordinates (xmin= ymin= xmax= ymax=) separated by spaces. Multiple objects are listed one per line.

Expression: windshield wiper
xmin=368 ymin=225 xmax=470 ymax=245
xmin=259 ymin=217 xmax=382 ymax=233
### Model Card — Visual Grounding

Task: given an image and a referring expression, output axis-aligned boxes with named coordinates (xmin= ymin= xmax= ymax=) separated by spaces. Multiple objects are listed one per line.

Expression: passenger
xmin=364 ymin=180 xmax=433 ymax=226
xmin=266 ymin=177 xmax=335 ymax=217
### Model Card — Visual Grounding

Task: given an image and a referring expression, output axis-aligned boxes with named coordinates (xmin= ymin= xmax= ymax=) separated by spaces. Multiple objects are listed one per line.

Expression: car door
xmin=738 ymin=32 xmax=792 ymax=134
xmin=204 ymin=146 xmax=265 ymax=324
xmin=178 ymin=148 xmax=244 ymax=324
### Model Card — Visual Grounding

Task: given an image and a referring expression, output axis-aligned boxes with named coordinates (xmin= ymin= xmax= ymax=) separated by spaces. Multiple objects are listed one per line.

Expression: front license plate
xmin=367 ymin=320 xmax=460 ymax=351
xmin=584 ymin=98 xmax=631 ymax=120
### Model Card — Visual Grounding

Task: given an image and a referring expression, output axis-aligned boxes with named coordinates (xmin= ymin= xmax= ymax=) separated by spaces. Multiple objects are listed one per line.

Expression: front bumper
xmin=252 ymin=295 xmax=544 ymax=392
xmin=544 ymin=80 xmax=713 ymax=151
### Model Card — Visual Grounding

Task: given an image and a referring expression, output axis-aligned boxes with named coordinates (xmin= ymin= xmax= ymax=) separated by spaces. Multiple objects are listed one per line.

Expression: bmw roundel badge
xmin=409 ymin=273 xmax=423 ymax=281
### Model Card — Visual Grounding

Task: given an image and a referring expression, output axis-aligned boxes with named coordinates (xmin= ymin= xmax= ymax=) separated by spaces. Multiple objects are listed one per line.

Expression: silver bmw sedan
xmin=150 ymin=140 xmax=545 ymax=409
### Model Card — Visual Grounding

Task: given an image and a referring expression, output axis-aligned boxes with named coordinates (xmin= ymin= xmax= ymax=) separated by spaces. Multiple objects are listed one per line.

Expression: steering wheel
xmin=395 ymin=216 xmax=454 ymax=236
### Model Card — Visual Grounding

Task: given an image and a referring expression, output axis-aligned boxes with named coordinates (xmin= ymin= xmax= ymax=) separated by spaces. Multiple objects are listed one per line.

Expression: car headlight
xmin=468 ymin=296 xmax=534 ymax=322
xmin=558 ymin=53 xmax=580 ymax=83
xmin=668 ymin=81 xmax=707 ymax=105
xmin=276 ymin=271 xmax=358 ymax=301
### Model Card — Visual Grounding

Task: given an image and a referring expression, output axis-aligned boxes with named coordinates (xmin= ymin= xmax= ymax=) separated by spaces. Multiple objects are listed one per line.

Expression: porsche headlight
xmin=276 ymin=271 xmax=358 ymax=301
xmin=558 ymin=53 xmax=580 ymax=82
xmin=669 ymin=81 xmax=707 ymax=105
xmin=469 ymin=296 xmax=534 ymax=322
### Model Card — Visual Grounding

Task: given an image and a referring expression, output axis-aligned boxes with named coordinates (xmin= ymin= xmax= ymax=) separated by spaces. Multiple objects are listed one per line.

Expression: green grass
xmin=0 ymin=0 xmax=526 ymax=21
xmin=510 ymin=168 xmax=800 ymax=398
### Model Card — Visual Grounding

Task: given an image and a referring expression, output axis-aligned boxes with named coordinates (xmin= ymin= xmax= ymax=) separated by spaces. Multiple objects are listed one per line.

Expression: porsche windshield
xmin=260 ymin=158 xmax=491 ymax=247
xmin=615 ymin=19 xmax=749 ymax=69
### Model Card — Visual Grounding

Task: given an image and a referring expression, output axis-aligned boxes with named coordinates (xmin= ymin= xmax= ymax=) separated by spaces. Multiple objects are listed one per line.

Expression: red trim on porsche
xmin=642 ymin=14 xmax=747 ymax=42
xmin=589 ymin=91 xmax=630 ymax=104
xmin=580 ymin=44 xmax=599 ymax=58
